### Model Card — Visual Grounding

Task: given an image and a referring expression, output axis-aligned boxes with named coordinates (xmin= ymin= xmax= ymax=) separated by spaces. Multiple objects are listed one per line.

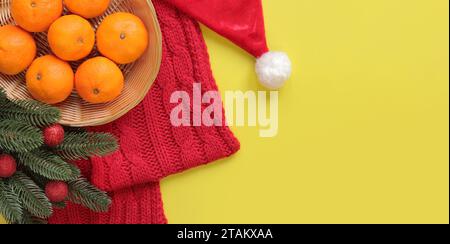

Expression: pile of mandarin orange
xmin=0 ymin=0 xmax=149 ymax=104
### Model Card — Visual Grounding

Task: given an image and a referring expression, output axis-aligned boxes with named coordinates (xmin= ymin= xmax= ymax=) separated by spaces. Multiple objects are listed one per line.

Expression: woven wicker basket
xmin=0 ymin=0 xmax=162 ymax=127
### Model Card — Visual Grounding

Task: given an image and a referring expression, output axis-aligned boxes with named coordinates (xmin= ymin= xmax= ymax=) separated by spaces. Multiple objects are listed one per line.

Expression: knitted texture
xmin=49 ymin=0 xmax=240 ymax=224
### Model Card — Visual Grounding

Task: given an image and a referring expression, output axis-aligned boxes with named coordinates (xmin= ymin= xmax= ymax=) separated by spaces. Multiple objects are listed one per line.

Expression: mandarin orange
xmin=75 ymin=57 xmax=124 ymax=104
xmin=48 ymin=15 xmax=95 ymax=61
xmin=26 ymin=55 xmax=74 ymax=104
xmin=96 ymin=12 xmax=148 ymax=64
xmin=11 ymin=0 xmax=63 ymax=32
xmin=0 ymin=25 xmax=36 ymax=75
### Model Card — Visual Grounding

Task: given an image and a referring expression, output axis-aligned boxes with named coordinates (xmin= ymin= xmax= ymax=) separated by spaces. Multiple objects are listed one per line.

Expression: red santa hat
xmin=166 ymin=0 xmax=292 ymax=90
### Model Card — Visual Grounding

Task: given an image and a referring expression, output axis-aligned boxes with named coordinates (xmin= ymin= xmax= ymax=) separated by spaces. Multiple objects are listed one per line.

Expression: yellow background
xmin=1 ymin=0 xmax=448 ymax=224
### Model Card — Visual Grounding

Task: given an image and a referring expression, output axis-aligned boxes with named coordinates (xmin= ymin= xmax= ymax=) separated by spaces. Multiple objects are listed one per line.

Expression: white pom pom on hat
xmin=166 ymin=0 xmax=292 ymax=90
xmin=256 ymin=51 xmax=292 ymax=90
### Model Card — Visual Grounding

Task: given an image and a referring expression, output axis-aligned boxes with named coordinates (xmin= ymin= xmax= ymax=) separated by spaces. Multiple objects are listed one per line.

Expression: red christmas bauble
xmin=0 ymin=154 xmax=17 ymax=178
xmin=45 ymin=181 xmax=69 ymax=202
xmin=43 ymin=124 xmax=65 ymax=147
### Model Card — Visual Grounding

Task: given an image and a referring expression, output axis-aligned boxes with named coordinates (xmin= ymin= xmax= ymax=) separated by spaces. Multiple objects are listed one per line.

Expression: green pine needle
xmin=9 ymin=172 xmax=53 ymax=219
xmin=17 ymin=150 xmax=81 ymax=181
xmin=68 ymin=178 xmax=111 ymax=213
xmin=0 ymin=120 xmax=43 ymax=153
xmin=52 ymin=201 xmax=67 ymax=209
xmin=23 ymin=168 xmax=48 ymax=189
xmin=0 ymin=99 xmax=60 ymax=127
xmin=19 ymin=210 xmax=48 ymax=224
xmin=57 ymin=132 xmax=118 ymax=160
xmin=0 ymin=181 xmax=23 ymax=224
xmin=0 ymin=88 xmax=7 ymax=101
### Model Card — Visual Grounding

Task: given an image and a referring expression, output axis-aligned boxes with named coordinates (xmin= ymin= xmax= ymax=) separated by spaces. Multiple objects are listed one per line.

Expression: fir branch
xmin=63 ymin=127 xmax=87 ymax=133
xmin=0 ymin=89 xmax=9 ymax=106
xmin=17 ymin=149 xmax=81 ymax=181
xmin=0 ymin=99 xmax=60 ymax=127
xmin=56 ymin=132 xmax=118 ymax=160
xmin=52 ymin=201 xmax=67 ymax=209
xmin=19 ymin=210 xmax=47 ymax=224
xmin=68 ymin=177 xmax=111 ymax=212
xmin=0 ymin=120 xmax=43 ymax=153
xmin=0 ymin=88 xmax=6 ymax=101
xmin=0 ymin=181 xmax=23 ymax=224
xmin=9 ymin=172 xmax=52 ymax=219
xmin=23 ymin=168 xmax=48 ymax=189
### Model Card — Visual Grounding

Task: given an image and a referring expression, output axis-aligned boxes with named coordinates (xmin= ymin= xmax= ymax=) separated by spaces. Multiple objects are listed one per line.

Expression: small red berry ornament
xmin=43 ymin=124 xmax=65 ymax=147
xmin=45 ymin=181 xmax=69 ymax=202
xmin=0 ymin=154 xmax=17 ymax=178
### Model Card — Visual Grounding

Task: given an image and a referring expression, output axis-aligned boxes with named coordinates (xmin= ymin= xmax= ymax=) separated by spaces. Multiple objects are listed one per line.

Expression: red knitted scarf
xmin=49 ymin=0 xmax=240 ymax=224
